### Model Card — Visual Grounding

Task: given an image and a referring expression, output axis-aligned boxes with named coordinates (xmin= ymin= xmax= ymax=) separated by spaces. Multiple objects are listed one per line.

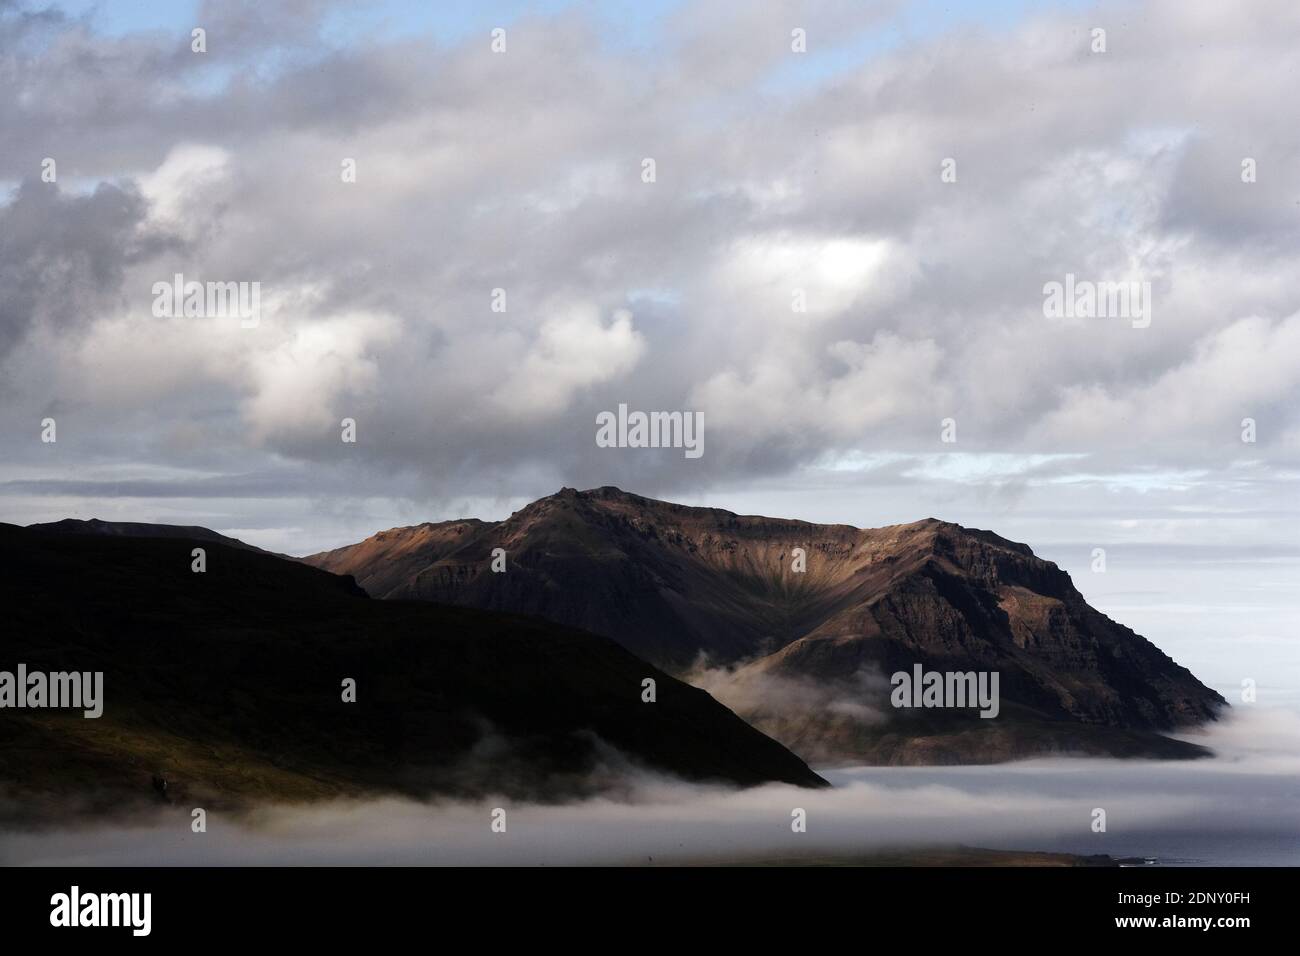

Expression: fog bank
xmin=3 ymin=708 xmax=1297 ymax=867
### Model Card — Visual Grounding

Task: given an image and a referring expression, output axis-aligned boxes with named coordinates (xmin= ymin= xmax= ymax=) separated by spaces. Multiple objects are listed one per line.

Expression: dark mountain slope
xmin=0 ymin=522 xmax=825 ymax=821
xmin=27 ymin=517 xmax=270 ymax=554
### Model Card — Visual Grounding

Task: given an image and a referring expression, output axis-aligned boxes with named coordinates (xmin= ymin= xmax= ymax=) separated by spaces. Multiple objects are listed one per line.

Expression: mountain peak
xmin=303 ymin=487 xmax=1223 ymax=766
xmin=552 ymin=485 xmax=650 ymax=503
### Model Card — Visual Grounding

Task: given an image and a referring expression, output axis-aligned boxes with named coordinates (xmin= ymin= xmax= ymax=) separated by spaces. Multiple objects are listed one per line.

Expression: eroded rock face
xmin=306 ymin=487 xmax=1227 ymax=765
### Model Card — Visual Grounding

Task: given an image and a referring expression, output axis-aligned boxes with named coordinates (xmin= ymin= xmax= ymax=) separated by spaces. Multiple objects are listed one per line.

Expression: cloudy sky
xmin=2 ymin=0 xmax=1297 ymax=693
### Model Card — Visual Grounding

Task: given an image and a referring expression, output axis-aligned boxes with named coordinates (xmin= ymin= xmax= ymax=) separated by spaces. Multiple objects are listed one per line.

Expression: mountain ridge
xmin=27 ymin=517 xmax=274 ymax=555
xmin=304 ymin=486 xmax=1227 ymax=765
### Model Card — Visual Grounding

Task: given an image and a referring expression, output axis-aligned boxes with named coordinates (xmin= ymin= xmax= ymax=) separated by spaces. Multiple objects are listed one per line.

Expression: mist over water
xmin=823 ymin=708 xmax=1300 ymax=866
xmin=3 ymin=708 xmax=1297 ymax=867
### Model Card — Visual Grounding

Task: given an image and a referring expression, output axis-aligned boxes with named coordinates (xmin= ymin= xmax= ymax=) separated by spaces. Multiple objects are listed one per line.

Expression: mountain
xmin=305 ymin=487 xmax=1227 ymax=765
xmin=27 ymin=517 xmax=269 ymax=553
xmin=0 ymin=522 xmax=825 ymax=820
xmin=307 ymin=486 xmax=867 ymax=667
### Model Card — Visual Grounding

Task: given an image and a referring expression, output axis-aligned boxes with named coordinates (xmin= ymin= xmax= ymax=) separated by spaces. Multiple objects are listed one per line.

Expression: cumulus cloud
xmin=0 ymin=180 xmax=168 ymax=358
xmin=0 ymin=0 xmax=1297 ymax=556
xmin=242 ymin=309 xmax=400 ymax=442
xmin=137 ymin=144 xmax=234 ymax=241
xmin=487 ymin=306 xmax=645 ymax=421
xmin=693 ymin=330 xmax=947 ymax=447
xmin=1035 ymin=313 xmax=1300 ymax=451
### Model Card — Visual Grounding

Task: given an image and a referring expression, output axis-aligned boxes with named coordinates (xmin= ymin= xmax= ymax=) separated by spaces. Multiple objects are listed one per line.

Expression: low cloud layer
xmin=687 ymin=656 xmax=891 ymax=756
xmin=4 ymin=707 xmax=1298 ymax=866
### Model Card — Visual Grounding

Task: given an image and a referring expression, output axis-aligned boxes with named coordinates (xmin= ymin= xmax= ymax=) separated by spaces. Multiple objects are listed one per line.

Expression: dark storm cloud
xmin=0 ymin=180 xmax=170 ymax=358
